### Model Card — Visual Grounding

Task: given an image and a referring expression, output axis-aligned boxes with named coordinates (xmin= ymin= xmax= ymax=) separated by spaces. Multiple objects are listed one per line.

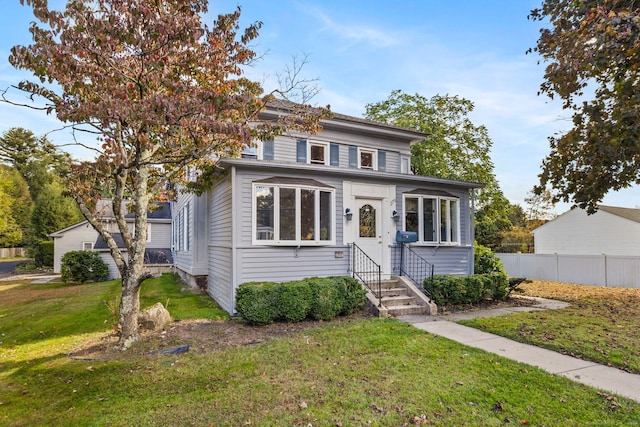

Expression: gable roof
xmin=260 ymin=99 xmax=427 ymax=144
xmin=49 ymin=202 xmax=172 ymax=237
xmin=599 ymin=205 xmax=640 ymax=224
xmin=532 ymin=205 xmax=640 ymax=234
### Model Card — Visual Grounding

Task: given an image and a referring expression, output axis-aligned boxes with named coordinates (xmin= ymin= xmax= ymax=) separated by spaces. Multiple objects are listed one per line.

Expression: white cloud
xmin=300 ymin=4 xmax=400 ymax=49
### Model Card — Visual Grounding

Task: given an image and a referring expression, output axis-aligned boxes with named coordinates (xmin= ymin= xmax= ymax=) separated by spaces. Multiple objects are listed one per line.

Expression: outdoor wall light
xmin=392 ymin=210 xmax=400 ymax=222
xmin=345 ymin=208 xmax=353 ymax=221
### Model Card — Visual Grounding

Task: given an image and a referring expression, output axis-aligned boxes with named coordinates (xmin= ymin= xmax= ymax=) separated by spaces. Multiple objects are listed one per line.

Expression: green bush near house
xmin=235 ymin=281 xmax=280 ymax=325
xmin=429 ymin=272 xmax=509 ymax=306
xmin=278 ymin=280 xmax=313 ymax=322
xmin=235 ymin=276 xmax=367 ymax=325
xmin=60 ymin=250 xmax=109 ymax=284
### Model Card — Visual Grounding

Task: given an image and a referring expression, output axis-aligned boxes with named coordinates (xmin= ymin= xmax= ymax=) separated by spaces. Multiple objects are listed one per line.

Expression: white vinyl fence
xmin=497 ymin=253 xmax=640 ymax=288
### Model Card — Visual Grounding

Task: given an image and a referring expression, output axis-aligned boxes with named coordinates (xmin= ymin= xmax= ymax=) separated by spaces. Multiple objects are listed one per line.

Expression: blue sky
xmin=1 ymin=0 xmax=639 ymax=213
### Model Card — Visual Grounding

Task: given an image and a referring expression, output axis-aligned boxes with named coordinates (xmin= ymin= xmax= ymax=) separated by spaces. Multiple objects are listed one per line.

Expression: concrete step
xmin=379 ymin=287 xmax=409 ymax=298
xmin=382 ymin=295 xmax=418 ymax=307
xmin=386 ymin=304 xmax=428 ymax=316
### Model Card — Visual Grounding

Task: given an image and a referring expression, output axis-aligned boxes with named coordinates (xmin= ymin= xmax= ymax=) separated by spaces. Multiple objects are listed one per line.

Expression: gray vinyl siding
xmin=174 ymin=192 xmax=208 ymax=276
xmin=51 ymin=222 xmax=98 ymax=273
xmin=236 ymin=246 xmax=350 ymax=284
xmin=270 ymin=133 xmax=407 ymax=173
xmin=147 ymin=222 xmax=171 ymax=248
xmin=391 ymin=246 xmax=473 ymax=276
xmin=208 ymin=178 xmax=234 ymax=313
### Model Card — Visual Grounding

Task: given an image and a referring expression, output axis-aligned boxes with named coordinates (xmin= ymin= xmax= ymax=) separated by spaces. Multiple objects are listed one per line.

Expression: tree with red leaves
xmin=7 ymin=0 xmax=325 ymax=348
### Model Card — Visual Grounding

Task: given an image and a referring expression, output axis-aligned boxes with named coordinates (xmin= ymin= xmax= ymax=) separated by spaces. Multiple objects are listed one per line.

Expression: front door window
xmin=359 ymin=204 xmax=376 ymax=238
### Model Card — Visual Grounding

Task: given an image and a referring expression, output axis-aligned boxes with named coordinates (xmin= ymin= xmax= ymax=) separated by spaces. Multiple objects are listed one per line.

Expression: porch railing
xmin=351 ymin=243 xmax=382 ymax=307
xmin=398 ymin=243 xmax=435 ymax=300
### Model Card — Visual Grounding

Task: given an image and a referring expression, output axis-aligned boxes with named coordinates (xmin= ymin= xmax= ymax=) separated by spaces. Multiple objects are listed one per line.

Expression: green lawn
xmin=460 ymin=280 xmax=640 ymax=374
xmin=1 ymin=275 xmax=639 ymax=426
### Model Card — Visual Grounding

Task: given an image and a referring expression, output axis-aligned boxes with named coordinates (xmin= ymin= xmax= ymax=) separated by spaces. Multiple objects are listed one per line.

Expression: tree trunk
xmin=118 ymin=270 xmax=142 ymax=349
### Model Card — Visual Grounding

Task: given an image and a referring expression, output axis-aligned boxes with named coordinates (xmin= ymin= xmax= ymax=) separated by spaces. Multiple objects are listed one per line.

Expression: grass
xmin=460 ymin=280 xmax=640 ymax=374
xmin=1 ymin=276 xmax=640 ymax=425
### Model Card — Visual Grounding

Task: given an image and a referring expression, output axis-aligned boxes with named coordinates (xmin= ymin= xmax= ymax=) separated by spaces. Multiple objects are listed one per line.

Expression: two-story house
xmin=173 ymin=102 xmax=483 ymax=315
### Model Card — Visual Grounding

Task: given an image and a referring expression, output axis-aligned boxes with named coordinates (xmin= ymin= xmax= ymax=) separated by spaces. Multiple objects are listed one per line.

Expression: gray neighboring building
xmin=174 ymin=104 xmax=483 ymax=314
xmin=50 ymin=202 xmax=173 ymax=279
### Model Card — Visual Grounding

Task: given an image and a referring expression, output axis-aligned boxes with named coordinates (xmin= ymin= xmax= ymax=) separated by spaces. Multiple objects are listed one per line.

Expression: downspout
xmin=470 ymin=189 xmax=476 ymax=275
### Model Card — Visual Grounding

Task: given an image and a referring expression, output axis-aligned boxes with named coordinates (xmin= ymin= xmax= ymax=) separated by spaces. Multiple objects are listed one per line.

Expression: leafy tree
xmin=530 ymin=1 xmax=640 ymax=212
xmin=364 ymin=90 xmax=511 ymax=247
xmin=8 ymin=0 xmax=325 ymax=348
xmin=0 ymin=165 xmax=33 ymax=247
xmin=30 ymin=181 xmax=83 ymax=240
xmin=0 ymin=127 xmax=71 ymax=200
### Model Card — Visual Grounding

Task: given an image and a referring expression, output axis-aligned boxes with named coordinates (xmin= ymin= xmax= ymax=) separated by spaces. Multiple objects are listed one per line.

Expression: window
xmin=358 ymin=148 xmax=377 ymax=170
xmin=182 ymin=202 xmax=191 ymax=251
xmin=253 ymin=182 xmax=335 ymax=245
xmin=297 ymin=139 xmax=339 ymax=166
xmin=82 ymin=242 xmax=93 ymax=251
xmin=403 ymin=194 xmax=460 ymax=245
xmin=309 ymin=142 xmax=329 ymax=165
xmin=349 ymin=146 xmax=380 ymax=170
xmin=241 ymin=140 xmax=274 ymax=160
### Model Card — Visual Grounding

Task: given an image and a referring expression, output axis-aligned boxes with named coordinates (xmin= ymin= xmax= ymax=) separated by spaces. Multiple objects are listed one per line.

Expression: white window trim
xmin=82 ymin=241 xmax=93 ymax=251
xmin=402 ymin=194 xmax=460 ymax=246
xmin=182 ymin=202 xmax=191 ymax=251
xmin=252 ymin=183 xmax=336 ymax=246
xmin=307 ymin=141 xmax=330 ymax=165
xmin=358 ymin=147 xmax=378 ymax=170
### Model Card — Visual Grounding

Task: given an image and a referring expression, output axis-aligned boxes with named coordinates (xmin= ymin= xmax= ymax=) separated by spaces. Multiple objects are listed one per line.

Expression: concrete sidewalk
xmin=397 ymin=299 xmax=640 ymax=404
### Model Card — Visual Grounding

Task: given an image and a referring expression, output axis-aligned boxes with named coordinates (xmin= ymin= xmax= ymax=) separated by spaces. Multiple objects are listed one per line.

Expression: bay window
xmin=254 ymin=180 xmax=335 ymax=245
xmin=403 ymin=193 xmax=460 ymax=245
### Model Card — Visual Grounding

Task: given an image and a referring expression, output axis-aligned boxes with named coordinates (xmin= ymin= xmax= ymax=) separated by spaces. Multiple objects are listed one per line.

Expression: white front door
xmin=354 ymin=198 xmax=383 ymax=266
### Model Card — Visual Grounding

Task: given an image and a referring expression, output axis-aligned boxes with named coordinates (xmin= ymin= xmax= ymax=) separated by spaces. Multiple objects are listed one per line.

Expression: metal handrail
xmin=351 ymin=243 xmax=382 ymax=307
xmin=398 ymin=243 xmax=435 ymax=299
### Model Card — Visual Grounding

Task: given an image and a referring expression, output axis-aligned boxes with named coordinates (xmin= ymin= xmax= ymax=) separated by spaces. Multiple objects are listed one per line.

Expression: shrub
xmin=307 ymin=277 xmax=342 ymax=321
xmin=331 ymin=276 xmax=367 ymax=315
xmin=29 ymin=239 xmax=54 ymax=268
xmin=235 ymin=276 xmax=367 ymax=324
xmin=277 ymin=280 xmax=312 ymax=322
xmin=60 ymin=251 xmax=109 ymax=284
xmin=475 ymin=243 xmax=505 ymax=274
xmin=429 ymin=272 xmax=510 ymax=306
xmin=235 ymin=282 xmax=280 ymax=325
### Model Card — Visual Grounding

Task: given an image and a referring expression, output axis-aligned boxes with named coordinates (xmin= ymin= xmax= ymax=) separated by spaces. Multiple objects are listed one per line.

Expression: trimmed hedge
xmin=235 ymin=276 xmax=366 ymax=325
xmin=61 ymin=251 xmax=110 ymax=284
xmin=429 ymin=272 xmax=510 ymax=306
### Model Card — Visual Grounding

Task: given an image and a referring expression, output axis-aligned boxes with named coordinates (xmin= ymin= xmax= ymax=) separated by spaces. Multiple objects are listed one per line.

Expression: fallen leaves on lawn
xmin=521 ymin=281 xmax=640 ymax=304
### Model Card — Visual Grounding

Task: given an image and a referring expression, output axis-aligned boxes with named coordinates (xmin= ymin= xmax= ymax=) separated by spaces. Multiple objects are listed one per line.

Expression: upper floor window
xmin=309 ymin=141 xmax=329 ymax=165
xmin=348 ymin=146 xmax=384 ymax=171
xmin=297 ymin=139 xmax=339 ymax=166
xmin=403 ymin=192 xmax=460 ymax=245
xmin=358 ymin=148 xmax=377 ymax=170
xmin=253 ymin=178 xmax=335 ymax=246
xmin=242 ymin=140 xmax=274 ymax=160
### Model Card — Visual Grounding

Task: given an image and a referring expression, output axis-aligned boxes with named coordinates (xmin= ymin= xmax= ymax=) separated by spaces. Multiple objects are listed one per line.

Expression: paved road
xmin=0 ymin=260 xmax=22 ymax=275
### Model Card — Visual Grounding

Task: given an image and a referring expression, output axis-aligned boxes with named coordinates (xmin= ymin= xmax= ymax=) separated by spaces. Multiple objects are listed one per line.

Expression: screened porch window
xmin=403 ymin=194 xmax=460 ymax=245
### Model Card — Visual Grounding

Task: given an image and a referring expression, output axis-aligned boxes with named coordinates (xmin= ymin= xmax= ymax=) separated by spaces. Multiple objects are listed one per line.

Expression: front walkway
xmin=397 ymin=297 xmax=640 ymax=404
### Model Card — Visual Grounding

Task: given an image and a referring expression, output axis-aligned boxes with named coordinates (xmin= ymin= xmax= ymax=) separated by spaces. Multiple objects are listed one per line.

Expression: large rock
xmin=138 ymin=302 xmax=171 ymax=331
